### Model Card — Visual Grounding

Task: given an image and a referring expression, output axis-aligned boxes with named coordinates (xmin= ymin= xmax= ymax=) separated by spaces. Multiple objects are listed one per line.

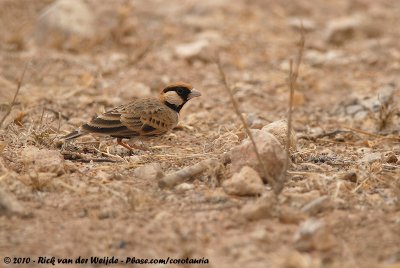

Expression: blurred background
xmin=1 ymin=0 xmax=399 ymax=127
xmin=1 ymin=0 xmax=399 ymax=133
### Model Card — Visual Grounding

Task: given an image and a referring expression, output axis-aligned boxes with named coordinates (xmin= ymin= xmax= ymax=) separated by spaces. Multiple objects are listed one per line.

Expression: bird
xmin=63 ymin=82 xmax=201 ymax=150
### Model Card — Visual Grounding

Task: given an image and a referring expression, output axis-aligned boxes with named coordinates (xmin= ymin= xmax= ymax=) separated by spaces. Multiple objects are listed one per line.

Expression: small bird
xmin=63 ymin=82 xmax=201 ymax=150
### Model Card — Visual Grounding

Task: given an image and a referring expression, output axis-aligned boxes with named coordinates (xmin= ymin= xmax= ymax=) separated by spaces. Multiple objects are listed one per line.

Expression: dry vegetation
xmin=1 ymin=0 xmax=400 ymax=267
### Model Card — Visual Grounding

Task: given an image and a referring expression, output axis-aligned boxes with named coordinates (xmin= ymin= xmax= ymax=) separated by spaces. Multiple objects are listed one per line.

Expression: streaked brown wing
xmin=81 ymin=107 xmax=139 ymax=137
xmin=120 ymin=101 xmax=179 ymax=136
xmin=82 ymin=98 xmax=178 ymax=137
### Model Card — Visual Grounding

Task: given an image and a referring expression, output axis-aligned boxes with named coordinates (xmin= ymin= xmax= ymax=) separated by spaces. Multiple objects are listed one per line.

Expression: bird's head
xmin=160 ymin=82 xmax=201 ymax=112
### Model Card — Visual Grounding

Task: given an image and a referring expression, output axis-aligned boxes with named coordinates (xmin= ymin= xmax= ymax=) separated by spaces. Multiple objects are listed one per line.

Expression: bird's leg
xmin=116 ymin=138 xmax=148 ymax=151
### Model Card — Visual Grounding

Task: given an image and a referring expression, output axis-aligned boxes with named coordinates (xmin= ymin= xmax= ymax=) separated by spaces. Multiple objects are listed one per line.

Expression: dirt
xmin=0 ymin=0 xmax=400 ymax=267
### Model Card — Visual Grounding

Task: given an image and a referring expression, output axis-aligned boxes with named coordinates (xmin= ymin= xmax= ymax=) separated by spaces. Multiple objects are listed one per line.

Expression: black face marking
xmin=163 ymin=86 xmax=191 ymax=102
xmin=164 ymin=102 xmax=181 ymax=113
xmin=162 ymin=85 xmax=192 ymax=113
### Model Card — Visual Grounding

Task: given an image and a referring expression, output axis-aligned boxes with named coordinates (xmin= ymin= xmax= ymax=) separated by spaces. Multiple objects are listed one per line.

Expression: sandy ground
xmin=0 ymin=0 xmax=400 ymax=267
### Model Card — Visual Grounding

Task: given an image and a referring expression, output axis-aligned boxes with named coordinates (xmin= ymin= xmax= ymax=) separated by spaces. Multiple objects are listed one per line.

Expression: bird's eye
xmin=176 ymin=88 xmax=184 ymax=95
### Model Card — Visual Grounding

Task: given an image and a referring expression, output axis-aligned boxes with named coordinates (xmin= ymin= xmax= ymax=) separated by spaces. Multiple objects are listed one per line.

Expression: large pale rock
xmin=262 ymin=119 xmax=297 ymax=150
xmin=20 ymin=146 xmax=65 ymax=174
xmin=222 ymin=166 xmax=264 ymax=196
xmin=230 ymin=130 xmax=286 ymax=184
xmin=35 ymin=0 xmax=96 ymax=49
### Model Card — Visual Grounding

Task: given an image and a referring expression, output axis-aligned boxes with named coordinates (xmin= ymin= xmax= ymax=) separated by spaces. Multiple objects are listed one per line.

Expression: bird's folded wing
xmin=81 ymin=109 xmax=138 ymax=136
xmin=82 ymin=99 xmax=178 ymax=137
xmin=121 ymin=105 xmax=178 ymax=136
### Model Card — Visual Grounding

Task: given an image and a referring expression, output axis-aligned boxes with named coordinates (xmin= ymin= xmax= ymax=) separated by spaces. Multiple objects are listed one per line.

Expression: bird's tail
xmin=62 ymin=129 xmax=86 ymax=140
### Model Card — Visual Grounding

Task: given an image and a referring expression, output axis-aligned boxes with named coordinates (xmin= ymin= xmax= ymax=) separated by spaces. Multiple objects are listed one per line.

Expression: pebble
xmin=262 ymin=119 xmax=297 ymax=150
xmin=222 ymin=166 xmax=264 ymax=196
xmin=175 ymin=182 xmax=194 ymax=193
xmin=175 ymin=39 xmax=209 ymax=59
xmin=325 ymin=16 xmax=361 ymax=45
xmin=134 ymin=163 xmax=164 ymax=181
xmin=359 ymin=152 xmax=381 ymax=163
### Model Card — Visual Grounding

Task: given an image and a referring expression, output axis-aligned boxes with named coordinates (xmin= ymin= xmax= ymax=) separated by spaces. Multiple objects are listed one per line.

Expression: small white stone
xmin=175 ymin=183 xmax=194 ymax=192
xmin=345 ymin=104 xmax=364 ymax=115
xmin=359 ymin=152 xmax=381 ymax=163
xmin=134 ymin=163 xmax=164 ymax=181
xmin=175 ymin=39 xmax=209 ymax=59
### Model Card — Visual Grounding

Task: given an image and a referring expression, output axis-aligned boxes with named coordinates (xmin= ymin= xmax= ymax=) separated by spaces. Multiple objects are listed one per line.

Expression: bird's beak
xmin=188 ymin=89 xmax=201 ymax=100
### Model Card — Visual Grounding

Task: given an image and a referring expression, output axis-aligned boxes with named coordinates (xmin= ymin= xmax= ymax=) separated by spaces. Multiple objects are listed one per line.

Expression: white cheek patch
xmin=164 ymin=91 xmax=184 ymax=106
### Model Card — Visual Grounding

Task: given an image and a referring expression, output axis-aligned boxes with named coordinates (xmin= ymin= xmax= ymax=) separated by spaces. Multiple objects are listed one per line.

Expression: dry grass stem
xmin=61 ymin=151 xmax=118 ymax=163
xmin=342 ymin=125 xmax=400 ymax=141
xmin=93 ymin=147 xmax=127 ymax=162
xmin=275 ymin=25 xmax=305 ymax=194
xmin=0 ymin=61 xmax=28 ymax=128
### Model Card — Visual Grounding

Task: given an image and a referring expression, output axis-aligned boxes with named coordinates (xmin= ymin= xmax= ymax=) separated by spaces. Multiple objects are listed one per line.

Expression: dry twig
xmin=61 ymin=151 xmax=118 ymax=163
xmin=158 ymin=158 xmax=219 ymax=188
xmin=342 ymin=126 xmax=384 ymax=138
xmin=0 ymin=61 xmax=28 ymax=128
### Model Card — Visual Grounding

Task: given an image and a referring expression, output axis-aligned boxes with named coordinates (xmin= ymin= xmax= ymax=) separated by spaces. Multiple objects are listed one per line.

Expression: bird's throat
xmin=164 ymin=101 xmax=183 ymax=113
